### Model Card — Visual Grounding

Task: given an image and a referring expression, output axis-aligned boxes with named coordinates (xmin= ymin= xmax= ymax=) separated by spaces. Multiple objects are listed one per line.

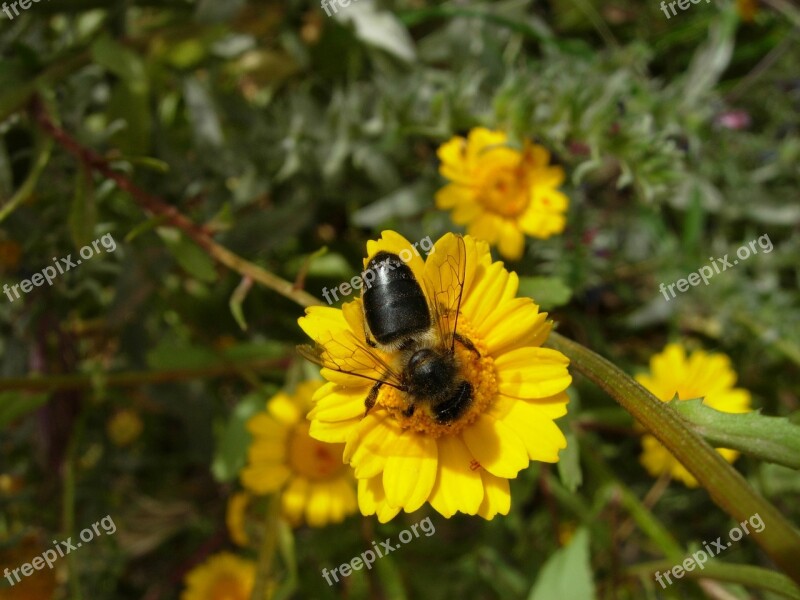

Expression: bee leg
xmin=402 ymin=404 xmax=415 ymax=418
xmin=364 ymin=381 xmax=382 ymax=416
xmin=454 ymin=333 xmax=480 ymax=357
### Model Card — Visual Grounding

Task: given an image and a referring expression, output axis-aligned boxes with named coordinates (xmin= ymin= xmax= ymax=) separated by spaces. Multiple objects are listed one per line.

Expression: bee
xmin=298 ymin=235 xmax=479 ymax=424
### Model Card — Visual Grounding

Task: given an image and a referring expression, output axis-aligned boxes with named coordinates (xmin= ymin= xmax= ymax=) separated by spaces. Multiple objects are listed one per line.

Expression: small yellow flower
xmin=436 ymin=128 xmax=568 ymax=260
xmin=107 ymin=409 xmax=144 ymax=447
xmin=298 ymin=231 xmax=572 ymax=522
xmin=636 ymin=343 xmax=752 ymax=488
xmin=181 ymin=552 xmax=255 ymax=600
xmin=240 ymin=381 xmax=357 ymax=527
xmin=226 ymin=492 xmax=251 ymax=547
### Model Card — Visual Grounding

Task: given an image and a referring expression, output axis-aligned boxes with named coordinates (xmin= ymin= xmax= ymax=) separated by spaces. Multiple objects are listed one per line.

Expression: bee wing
xmin=423 ymin=234 xmax=467 ymax=352
xmin=296 ymin=332 xmax=405 ymax=390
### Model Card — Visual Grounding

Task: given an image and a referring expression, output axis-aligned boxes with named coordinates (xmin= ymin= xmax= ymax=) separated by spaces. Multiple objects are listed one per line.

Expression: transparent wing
xmin=296 ymin=330 xmax=405 ymax=390
xmin=424 ymin=234 xmax=467 ymax=352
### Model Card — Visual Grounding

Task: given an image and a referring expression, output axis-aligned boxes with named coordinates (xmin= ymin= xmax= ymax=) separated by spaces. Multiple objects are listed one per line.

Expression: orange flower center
xmin=207 ymin=575 xmax=250 ymax=600
xmin=476 ymin=147 xmax=539 ymax=218
xmin=287 ymin=422 xmax=346 ymax=481
xmin=377 ymin=319 xmax=498 ymax=438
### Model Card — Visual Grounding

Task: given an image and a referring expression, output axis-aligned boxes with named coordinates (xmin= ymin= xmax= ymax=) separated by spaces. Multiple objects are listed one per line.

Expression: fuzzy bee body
xmin=299 ymin=235 xmax=477 ymax=424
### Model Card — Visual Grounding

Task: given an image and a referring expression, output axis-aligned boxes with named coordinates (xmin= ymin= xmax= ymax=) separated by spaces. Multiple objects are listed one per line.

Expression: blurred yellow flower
xmin=107 ymin=409 xmax=144 ymax=447
xmin=435 ymin=128 xmax=568 ymax=260
xmin=240 ymin=381 xmax=357 ymax=527
xmin=298 ymin=232 xmax=571 ymax=522
xmin=181 ymin=552 xmax=255 ymax=600
xmin=636 ymin=343 xmax=752 ymax=487
xmin=226 ymin=492 xmax=250 ymax=547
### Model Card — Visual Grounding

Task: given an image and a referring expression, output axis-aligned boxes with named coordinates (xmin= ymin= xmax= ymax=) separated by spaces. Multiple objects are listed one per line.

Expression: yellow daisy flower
xmin=226 ymin=492 xmax=250 ymax=547
xmin=636 ymin=343 xmax=752 ymax=488
xmin=107 ymin=409 xmax=144 ymax=447
xmin=298 ymin=231 xmax=572 ymax=522
xmin=240 ymin=381 xmax=358 ymax=527
xmin=435 ymin=127 xmax=568 ymax=261
xmin=181 ymin=552 xmax=255 ymax=600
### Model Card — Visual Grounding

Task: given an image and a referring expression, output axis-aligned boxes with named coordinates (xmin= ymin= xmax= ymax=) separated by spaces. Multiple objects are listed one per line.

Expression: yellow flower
xmin=226 ymin=492 xmax=250 ymax=547
xmin=240 ymin=381 xmax=357 ymax=527
xmin=636 ymin=343 xmax=752 ymax=488
xmin=107 ymin=409 xmax=144 ymax=447
xmin=298 ymin=231 xmax=572 ymax=521
xmin=181 ymin=552 xmax=255 ymax=600
xmin=435 ymin=128 xmax=568 ymax=260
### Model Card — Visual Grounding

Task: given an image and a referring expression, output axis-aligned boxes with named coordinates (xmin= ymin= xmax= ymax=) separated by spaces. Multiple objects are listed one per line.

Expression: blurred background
xmin=0 ymin=0 xmax=798 ymax=598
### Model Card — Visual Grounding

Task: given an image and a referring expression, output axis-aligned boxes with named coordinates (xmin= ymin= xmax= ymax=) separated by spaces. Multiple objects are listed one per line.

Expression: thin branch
xmin=0 ymin=357 xmax=286 ymax=393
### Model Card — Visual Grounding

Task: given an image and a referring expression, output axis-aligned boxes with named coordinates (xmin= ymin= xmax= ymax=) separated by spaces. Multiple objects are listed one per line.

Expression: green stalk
xmin=544 ymin=332 xmax=800 ymax=583
xmin=628 ymin=561 xmax=800 ymax=599
xmin=251 ymin=494 xmax=280 ymax=600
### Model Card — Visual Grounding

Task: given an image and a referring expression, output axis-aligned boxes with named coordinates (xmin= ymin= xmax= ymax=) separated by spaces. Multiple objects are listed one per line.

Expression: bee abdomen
xmin=433 ymin=381 xmax=473 ymax=423
xmin=363 ymin=252 xmax=430 ymax=346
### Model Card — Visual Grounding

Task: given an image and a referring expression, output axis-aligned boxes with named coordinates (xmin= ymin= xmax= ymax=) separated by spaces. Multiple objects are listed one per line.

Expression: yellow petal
xmin=461 ymin=414 xmax=528 ymax=478
xmin=309 ymin=417 xmax=360 ymax=444
xmin=496 ymin=221 xmax=525 ymax=261
xmin=489 ymin=395 xmax=567 ymax=462
xmin=281 ymin=476 xmax=310 ymax=525
xmin=343 ymin=411 xmax=398 ymax=479
xmin=382 ymin=433 xmax=437 ymax=512
xmin=305 ymin=482 xmax=332 ymax=527
xmin=241 ymin=463 xmax=290 ymax=495
xmin=358 ymin=476 xmax=401 ymax=522
xmin=308 ymin=383 xmax=369 ymax=422
xmin=495 ymin=347 xmax=572 ymax=399
xmin=476 ymin=471 xmax=511 ymax=519
xmin=482 ymin=300 xmax=551 ymax=356
xmin=428 ymin=435 xmax=484 ymax=517
xmin=268 ymin=393 xmax=301 ymax=426
xmin=435 ymin=183 xmax=474 ymax=209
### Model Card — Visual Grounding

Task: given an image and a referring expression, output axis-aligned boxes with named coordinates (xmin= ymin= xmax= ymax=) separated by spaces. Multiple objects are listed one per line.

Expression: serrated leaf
xmin=68 ymin=166 xmax=96 ymax=249
xmin=517 ymin=276 xmax=572 ymax=310
xmin=669 ymin=399 xmax=800 ymax=469
xmin=528 ymin=528 xmax=595 ymax=600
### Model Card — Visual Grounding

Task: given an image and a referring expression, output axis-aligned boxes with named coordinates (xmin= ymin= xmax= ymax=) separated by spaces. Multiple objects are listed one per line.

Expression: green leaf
xmin=0 ymin=392 xmax=49 ymax=428
xmin=68 ymin=166 xmax=96 ymax=249
xmin=528 ymin=528 xmax=595 ymax=600
xmin=518 ymin=276 xmax=572 ymax=310
xmin=91 ymin=36 xmax=147 ymax=87
xmin=669 ymin=399 xmax=800 ymax=470
xmin=157 ymin=227 xmax=218 ymax=283
xmin=211 ymin=391 xmax=266 ymax=482
xmin=229 ymin=277 xmax=253 ymax=332
xmin=557 ymin=432 xmax=582 ymax=492
xmin=334 ymin=0 xmax=417 ymax=62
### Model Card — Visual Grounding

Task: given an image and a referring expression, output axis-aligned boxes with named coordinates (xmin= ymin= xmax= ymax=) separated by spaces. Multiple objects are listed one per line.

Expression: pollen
xmin=377 ymin=318 xmax=498 ymax=438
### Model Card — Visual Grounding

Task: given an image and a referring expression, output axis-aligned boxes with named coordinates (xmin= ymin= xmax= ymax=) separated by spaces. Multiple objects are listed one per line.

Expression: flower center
xmin=377 ymin=319 xmax=498 ymax=438
xmin=208 ymin=575 xmax=249 ymax=600
xmin=475 ymin=144 xmax=541 ymax=218
xmin=287 ymin=422 xmax=346 ymax=481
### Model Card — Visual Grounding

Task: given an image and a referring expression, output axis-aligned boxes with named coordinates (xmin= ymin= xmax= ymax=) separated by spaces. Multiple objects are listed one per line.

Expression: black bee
xmin=298 ymin=235 xmax=479 ymax=424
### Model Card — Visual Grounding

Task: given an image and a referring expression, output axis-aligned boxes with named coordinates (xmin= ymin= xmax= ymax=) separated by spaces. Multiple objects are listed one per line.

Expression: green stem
xmin=628 ymin=561 xmax=800 ymax=599
xmin=252 ymin=494 xmax=280 ymax=600
xmin=544 ymin=331 xmax=800 ymax=583
xmin=63 ymin=412 xmax=87 ymax=600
